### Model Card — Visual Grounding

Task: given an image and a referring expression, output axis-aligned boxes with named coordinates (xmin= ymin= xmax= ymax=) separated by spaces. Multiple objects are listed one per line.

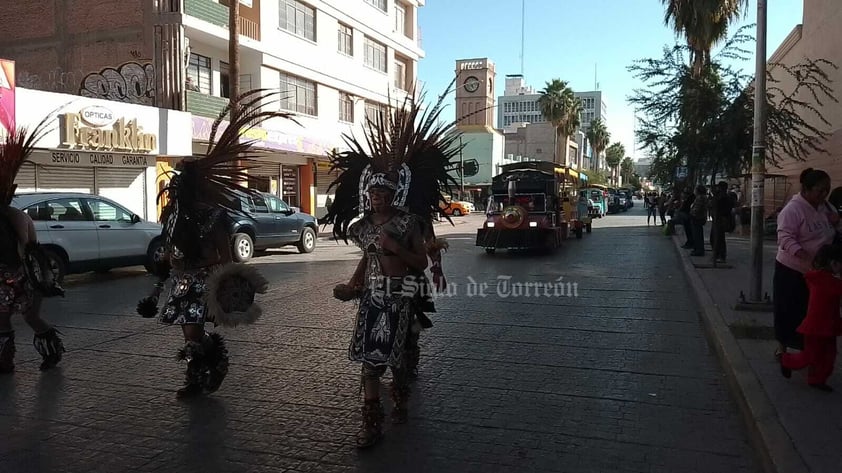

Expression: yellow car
xmin=440 ymin=200 xmax=471 ymax=216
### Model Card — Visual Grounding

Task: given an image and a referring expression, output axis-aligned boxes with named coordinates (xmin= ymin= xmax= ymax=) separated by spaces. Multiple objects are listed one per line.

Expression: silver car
xmin=11 ymin=192 xmax=167 ymax=282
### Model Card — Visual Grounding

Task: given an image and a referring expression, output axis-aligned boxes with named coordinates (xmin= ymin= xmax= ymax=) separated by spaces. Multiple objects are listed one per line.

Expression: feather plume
xmin=322 ymin=79 xmax=465 ymax=242
xmin=158 ymin=89 xmax=298 ymax=260
xmin=0 ymin=105 xmax=65 ymax=204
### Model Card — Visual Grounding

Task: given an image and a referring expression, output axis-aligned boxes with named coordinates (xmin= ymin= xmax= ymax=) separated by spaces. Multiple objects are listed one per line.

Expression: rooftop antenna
xmin=520 ymin=0 xmax=525 ymax=75
xmin=594 ymin=63 xmax=599 ymax=90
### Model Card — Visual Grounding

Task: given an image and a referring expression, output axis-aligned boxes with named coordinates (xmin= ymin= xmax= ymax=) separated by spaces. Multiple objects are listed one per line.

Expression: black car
xmin=229 ymin=192 xmax=319 ymax=262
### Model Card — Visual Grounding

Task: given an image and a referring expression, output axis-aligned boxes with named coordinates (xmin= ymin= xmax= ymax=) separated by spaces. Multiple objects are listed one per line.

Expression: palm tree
xmin=661 ymin=0 xmax=748 ymax=76
xmin=585 ymin=118 xmax=610 ymax=171
xmin=620 ymin=157 xmax=635 ymax=185
xmin=605 ymin=142 xmax=625 ymax=186
xmin=538 ymin=79 xmax=582 ymax=165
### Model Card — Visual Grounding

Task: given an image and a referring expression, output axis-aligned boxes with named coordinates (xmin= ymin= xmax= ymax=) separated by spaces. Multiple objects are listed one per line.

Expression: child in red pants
xmin=779 ymin=244 xmax=842 ymax=392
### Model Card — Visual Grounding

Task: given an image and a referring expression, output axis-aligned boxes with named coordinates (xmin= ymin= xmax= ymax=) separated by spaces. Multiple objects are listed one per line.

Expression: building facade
xmin=452 ymin=58 xmax=504 ymax=203
xmin=12 ymin=87 xmax=192 ymax=222
xmin=497 ymin=74 xmax=607 ymax=171
xmin=765 ymin=0 xmax=842 ymax=208
xmin=0 ymin=0 xmax=425 ymax=219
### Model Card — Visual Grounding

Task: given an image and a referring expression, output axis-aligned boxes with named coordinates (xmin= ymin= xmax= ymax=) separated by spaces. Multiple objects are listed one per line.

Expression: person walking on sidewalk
xmin=710 ymin=182 xmax=735 ymax=263
xmin=689 ymin=185 xmax=708 ymax=256
xmin=774 ymin=168 xmax=837 ymax=355
xmin=647 ymin=193 xmax=658 ymax=225
xmin=677 ymin=188 xmax=696 ymax=249
xmin=779 ymin=244 xmax=842 ymax=392
xmin=658 ymin=193 xmax=668 ymax=226
xmin=0 ymin=123 xmax=67 ymax=373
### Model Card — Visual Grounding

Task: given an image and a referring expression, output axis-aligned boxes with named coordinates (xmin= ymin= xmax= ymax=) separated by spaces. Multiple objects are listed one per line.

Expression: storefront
xmin=12 ymin=88 xmax=192 ymax=221
xmin=191 ymin=116 xmax=325 ymax=215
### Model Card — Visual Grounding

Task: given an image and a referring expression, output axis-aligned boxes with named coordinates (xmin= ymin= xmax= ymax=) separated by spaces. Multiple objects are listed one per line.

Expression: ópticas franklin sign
xmin=59 ymin=108 xmax=158 ymax=154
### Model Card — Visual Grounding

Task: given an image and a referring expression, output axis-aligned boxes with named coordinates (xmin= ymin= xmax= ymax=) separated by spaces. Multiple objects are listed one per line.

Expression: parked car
xmin=440 ymin=199 xmax=471 ymax=216
xmin=228 ymin=191 xmax=319 ymax=262
xmin=11 ymin=192 xmax=167 ymax=283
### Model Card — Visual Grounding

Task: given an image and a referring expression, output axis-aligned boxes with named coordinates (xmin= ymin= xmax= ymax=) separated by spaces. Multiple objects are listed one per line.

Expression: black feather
xmin=322 ymin=80 xmax=465 ymax=242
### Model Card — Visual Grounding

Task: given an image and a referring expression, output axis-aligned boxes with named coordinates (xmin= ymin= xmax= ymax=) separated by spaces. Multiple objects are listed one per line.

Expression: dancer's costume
xmin=0 ymin=119 xmax=66 ymax=373
xmin=322 ymin=86 xmax=462 ymax=447
xmin=136 ymin=91 xmax=291 ymax=396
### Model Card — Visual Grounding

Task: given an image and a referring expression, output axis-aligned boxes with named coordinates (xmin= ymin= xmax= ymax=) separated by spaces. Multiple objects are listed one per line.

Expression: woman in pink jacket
xmin=775 ymin=168 xmax=838 ymax=355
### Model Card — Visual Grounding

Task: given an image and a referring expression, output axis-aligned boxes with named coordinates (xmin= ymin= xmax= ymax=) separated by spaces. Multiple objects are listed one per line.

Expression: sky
xmin=415 ymin=0 xmax=805 ymax=163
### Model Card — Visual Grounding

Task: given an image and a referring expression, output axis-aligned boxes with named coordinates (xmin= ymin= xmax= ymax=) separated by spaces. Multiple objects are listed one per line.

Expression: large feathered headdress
xmin=323 ymin=80 xmax=465 ymax=242
xmin=158 ymin=89 xmax=297 ymax=260
xmin=0 ymin=111 xmax=58 ymax=205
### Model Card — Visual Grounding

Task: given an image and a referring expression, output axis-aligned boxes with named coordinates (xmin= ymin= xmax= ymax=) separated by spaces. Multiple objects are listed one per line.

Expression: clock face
xmin=464 ymin=76 xmax=480 ymax=93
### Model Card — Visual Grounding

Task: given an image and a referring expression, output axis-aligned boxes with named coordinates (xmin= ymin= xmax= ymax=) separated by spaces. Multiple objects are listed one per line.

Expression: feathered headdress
xmin=0 ymin=111 xmax=58 ymax=205
xmin=157 ymin=89 xmax=297 ymax=261
xmin=322 ymin=80 xmax=465 ymax=242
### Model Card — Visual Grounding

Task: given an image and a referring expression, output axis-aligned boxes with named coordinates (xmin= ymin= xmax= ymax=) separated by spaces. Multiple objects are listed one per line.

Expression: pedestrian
xmin=136 ymin=91 xmax=282 ymax=398
xmin=779 ymin=244 xmax=842 ymax=392
xmin=324 ymin=96 xmax=455 ymax=448
xmin=647 ymin=193 xmax=658 ymax=225
xmin=0 ymin=124 xmax=67 ymax=373
xmin=710 ymin=181 xmax=735 ymax=263
xmin=677 ymin=188 xmax=696 ymax=248
xmin=658 ymin=192 xmax=667 ymax=225
xmin=689 ymin=185 xmax=708 ymax=256
xmin=774 ymin=168 xmax=837 ymax=356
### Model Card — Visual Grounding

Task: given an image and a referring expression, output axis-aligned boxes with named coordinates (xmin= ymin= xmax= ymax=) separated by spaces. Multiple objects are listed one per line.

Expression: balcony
xmin=186 ymin=90 xmax=230 ymax=119
xmin=184 ymin=0 xmax=260 ymax=41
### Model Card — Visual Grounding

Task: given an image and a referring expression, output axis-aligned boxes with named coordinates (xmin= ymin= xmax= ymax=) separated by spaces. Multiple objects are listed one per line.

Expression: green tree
xmin=661 ymin=0 xmax=748 ymax=76
xmin=538 ymin=79 xmax=582 ymax=165
xmin=585 ymin=118 xmax=610 ymax=170
xmin=580 ymin=169 xmax=608 ymax=185
xmin=621 ymin=157 xmax=635 ymax=184
xmin=605 ymin=142 xmax=625 ymax=184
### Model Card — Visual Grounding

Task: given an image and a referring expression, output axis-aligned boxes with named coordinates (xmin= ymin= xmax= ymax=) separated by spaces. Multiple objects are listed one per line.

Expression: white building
xmin=497 ymin=75 xmax=608 ymax=171
xmin=179 ymin=0 xmax=425 ymax=217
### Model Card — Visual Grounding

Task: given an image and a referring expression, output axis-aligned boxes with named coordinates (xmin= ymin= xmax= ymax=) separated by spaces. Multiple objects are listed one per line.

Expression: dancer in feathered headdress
xmin=0 ymin=116 xmax=67 ymax=374
xmin=135 ymin=90 xmax=292 ymax=398
xmin=322 ymin=82 xmax=463 ymax=448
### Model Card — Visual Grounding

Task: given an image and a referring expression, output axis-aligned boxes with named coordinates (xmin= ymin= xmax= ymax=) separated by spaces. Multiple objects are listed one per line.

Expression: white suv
xmin=11 ymin=192 xmax=167 ymax=282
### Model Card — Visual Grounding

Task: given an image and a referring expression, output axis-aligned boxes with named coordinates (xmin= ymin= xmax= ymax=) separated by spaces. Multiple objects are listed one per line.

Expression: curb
xmin=670 ymin=235 xmax=807 ymax=473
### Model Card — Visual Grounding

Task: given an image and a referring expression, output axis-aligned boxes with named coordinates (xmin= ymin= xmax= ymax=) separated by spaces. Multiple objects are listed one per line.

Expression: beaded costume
xmin=0 ymin=115 xmax=66 ymax=373
xmin=322 ymin=83 xmax=462 ymax=448
xmin=136 ymin=90 xmax=286 ymax=397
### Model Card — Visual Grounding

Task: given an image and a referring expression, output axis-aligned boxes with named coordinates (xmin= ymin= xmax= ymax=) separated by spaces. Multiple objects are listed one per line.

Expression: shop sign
xmin=282 ymin=165 xmax=298 ymax=196
xmin=31 ymin=150 xmax=156 ymax=167
xmin=59 ymin=105 xmax=158 ymax=154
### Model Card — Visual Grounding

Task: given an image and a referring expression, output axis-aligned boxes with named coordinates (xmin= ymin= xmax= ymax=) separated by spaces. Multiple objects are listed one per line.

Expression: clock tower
xmin=455 ymin=58 xmax=495 ymax=129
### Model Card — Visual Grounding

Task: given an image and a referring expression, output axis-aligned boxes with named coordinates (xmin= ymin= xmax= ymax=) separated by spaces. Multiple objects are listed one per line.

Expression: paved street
xmin=1 ymin=202 xmax=761 ymax=473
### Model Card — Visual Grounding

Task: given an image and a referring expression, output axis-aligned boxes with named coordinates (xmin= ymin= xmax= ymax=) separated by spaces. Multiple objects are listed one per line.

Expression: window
xmin=395 ymin=2 xmax=406 ymax=36
xmin=267 ymin=196 xmax=290 ymax=213
xmin=220 ymin=62 xmax=254 ymax=98
xmin=365 ymin=101 xmax=387 ymax=124
xmin=250 ymin=195 xmax=270 ymax=213
xmin=87 ymin=199 xmax=133 ymax=222
xmin=339 ymin=92 xmax=354 ymax=122
xmin=186 ymin=53 xmax=211 ymax=94
xmin=279 ymin=0 xmax=316 ymax=41
xmin=27 ymin=198 xmax=89 ymax=222
xmin=365 ymin=0 xmax=387 ymax=11
xmin=394 ymin=59 xmax=407 ymax=91
xmin=364 ymin=36 xmax=387 ymax=73
xmin=279 ymin=72 xmax=317 ymax=116
xmin=338 ymin=23 xmax=353 ymax=56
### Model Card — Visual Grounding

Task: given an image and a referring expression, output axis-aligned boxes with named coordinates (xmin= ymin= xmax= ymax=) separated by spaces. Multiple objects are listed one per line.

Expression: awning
xmin=554 ymin=167 xmax=586 ymax=181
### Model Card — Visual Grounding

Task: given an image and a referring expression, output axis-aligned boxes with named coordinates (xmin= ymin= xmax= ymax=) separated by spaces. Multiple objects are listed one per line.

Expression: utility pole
xmin=738 ymin=0 xmax=772 ymax=310
xmin=459 ymin=136 xmax=465 ymax=198
xmin=228 ymin=0 xmax=240 ymax=121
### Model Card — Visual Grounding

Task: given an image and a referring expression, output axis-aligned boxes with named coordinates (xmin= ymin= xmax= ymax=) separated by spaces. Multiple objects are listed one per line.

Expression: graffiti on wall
xmin=16 ymin=67 xmax=86 ymax=93
xmin=79 ymin=62 xmax=155 ymax=106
